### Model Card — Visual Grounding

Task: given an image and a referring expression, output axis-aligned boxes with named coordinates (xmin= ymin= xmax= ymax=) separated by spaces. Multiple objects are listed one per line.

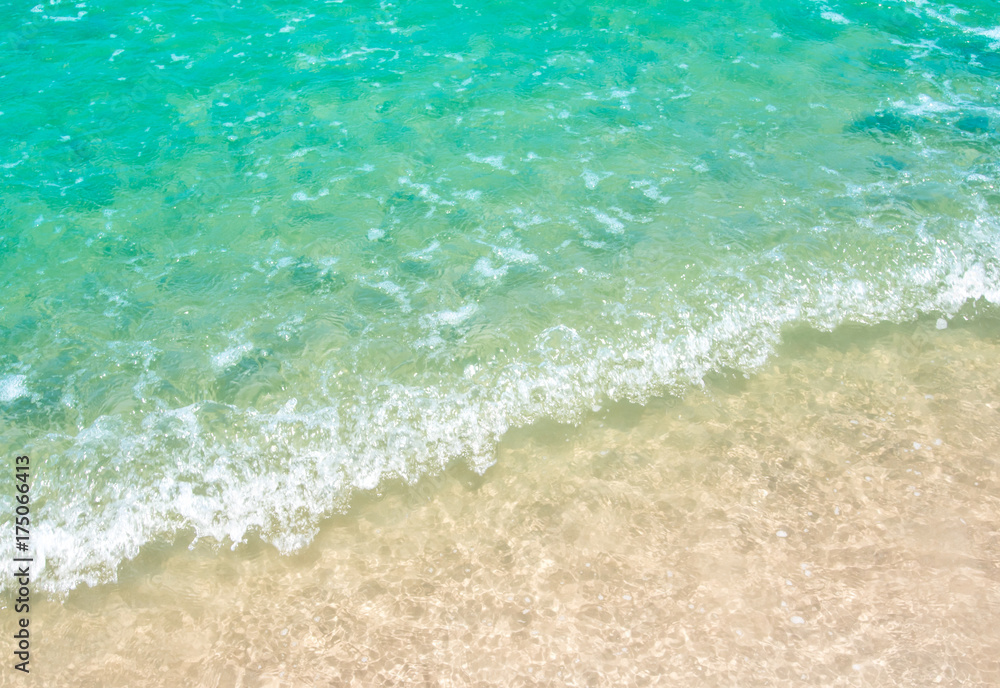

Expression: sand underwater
xmin=16 ymin=317 xmax=1000 ymax=687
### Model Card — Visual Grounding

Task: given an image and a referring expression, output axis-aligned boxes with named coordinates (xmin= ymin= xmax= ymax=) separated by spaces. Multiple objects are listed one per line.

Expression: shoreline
xmin=18 ymin=317 xmax=1000 ymax=686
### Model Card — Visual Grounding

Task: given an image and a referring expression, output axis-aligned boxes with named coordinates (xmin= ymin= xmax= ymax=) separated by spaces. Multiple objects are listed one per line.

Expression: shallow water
xmin=3 ymin=0 xmax=1000 ymax=595
xmin=16 ymin=321 xmax=1000 ymax=686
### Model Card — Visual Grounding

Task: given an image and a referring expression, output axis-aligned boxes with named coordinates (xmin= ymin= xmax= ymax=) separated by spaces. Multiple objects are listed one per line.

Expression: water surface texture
xmin=2 ymin=0 xmax=999 ymax=592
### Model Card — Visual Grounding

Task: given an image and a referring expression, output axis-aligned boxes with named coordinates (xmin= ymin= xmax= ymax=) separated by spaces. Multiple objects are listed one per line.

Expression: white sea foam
xmin=291 ymin=188 xmax=329 ymax=202
xmin=454 ymin=189 xmax=482 ymax=201
xmin=632 ymin=180 xmax=672 ymax=204
xmin=589 ymin=208 xmax=625 ymax=234
xmin=467 ymin=154 xmax=509 ymax=171
xmin=473 ymin=256 xmax=508 ymax=279
xmin=821 ymin=11 xmax=850 ymax=25
xmin=399 ymin=176 xmax=456 ymax=207
xmin=494 ymin=246 xmax=539 ymax=264
xmin=370 ymin=280 xmax=412 ymax=312
xmin=50 ymin=11 xmax=87 ymax=21
xmin=19 ymin=225 xmax=1000 ymax=594
xmin=891 ymin=93 xmax=957 ymax=117
xmin=406 ymin=240 xmax=441 ymax=261
xmin=421 ymin=303 xmax=478 ymax=328
xmin=0 ymin=374 xmax=29 ymax=403
xmin=212 ymin=343 xmax=253 ymax=369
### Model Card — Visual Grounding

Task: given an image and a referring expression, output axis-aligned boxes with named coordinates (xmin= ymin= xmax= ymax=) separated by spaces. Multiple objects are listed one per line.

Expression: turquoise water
xmin=2 ymin=0 xmax=1000 ymax=593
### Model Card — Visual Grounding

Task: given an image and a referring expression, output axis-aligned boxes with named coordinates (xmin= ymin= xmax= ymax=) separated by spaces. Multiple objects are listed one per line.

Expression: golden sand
xmin=20 ymin=319 xmax=1000 ymax=686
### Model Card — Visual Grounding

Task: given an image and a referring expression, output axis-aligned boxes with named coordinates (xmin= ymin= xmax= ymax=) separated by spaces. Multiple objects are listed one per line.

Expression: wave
xmin=16 ymin=213 xmax=1000 ymax=595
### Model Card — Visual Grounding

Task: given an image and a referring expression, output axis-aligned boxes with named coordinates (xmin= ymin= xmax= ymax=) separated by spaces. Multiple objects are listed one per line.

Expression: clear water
xmin=2 ymin=0 xmax=999 ymax=592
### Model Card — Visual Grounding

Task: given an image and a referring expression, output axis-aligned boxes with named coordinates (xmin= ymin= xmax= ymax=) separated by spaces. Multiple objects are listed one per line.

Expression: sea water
xmin=2 ymin=0 xmax=1000 ymax=596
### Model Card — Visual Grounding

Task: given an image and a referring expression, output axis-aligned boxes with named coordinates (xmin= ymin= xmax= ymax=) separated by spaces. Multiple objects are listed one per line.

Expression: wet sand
xmin=18 ymin=318 xmax=1000 ymax=686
